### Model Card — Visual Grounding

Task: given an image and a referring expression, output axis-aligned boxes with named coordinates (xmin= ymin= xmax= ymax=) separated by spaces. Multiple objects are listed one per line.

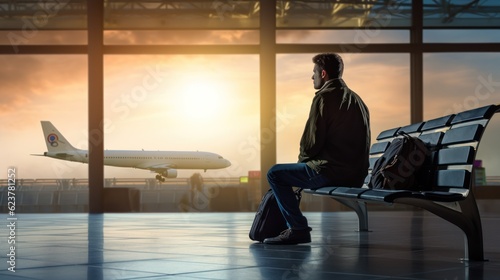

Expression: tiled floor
xmin=1 ymin=211 xmax=500 ymax=280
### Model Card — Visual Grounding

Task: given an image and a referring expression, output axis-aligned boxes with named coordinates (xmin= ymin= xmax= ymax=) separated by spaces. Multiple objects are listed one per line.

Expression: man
xmin=264 ymin=53 xmax=370 ymax=245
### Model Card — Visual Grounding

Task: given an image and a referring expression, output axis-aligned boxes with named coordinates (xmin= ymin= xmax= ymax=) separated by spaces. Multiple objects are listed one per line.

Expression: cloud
xmin=0 ymin=56 xmax=45 ymax=114
xmin=0 ymin=55 xmax=86 ymax=92
xmin=276 ymin=30 xmax=314 ymax=43
xmin=0 ymin=30 xmax=87 ymax=46
xmin=103 ymin=29 xmax=317 ymax=45
xmin=0 ymin=56 xmax=41 ymax=84
xmin=104 ymin=30 xmax=259 ymax=45
xmin=0 ymin=55 xmax=87 ymax=132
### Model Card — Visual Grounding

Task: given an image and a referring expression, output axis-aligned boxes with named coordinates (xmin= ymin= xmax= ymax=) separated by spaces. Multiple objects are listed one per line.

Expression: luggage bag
xmin=249 ymin=188 xmax=302 ymax=242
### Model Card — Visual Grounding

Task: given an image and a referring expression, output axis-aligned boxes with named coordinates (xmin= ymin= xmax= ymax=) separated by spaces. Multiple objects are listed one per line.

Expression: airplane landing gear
xmin=155 ymin=174 xmax=166 ymax=182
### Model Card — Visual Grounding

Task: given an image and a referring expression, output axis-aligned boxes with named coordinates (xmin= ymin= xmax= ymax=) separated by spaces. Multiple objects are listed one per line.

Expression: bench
xmin=305 ymin=104 xmax=500 ymax=261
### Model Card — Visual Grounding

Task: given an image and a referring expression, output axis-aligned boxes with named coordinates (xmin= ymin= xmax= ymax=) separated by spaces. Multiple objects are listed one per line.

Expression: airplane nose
xmin=224 ymin=159 xmax=231 ymax=167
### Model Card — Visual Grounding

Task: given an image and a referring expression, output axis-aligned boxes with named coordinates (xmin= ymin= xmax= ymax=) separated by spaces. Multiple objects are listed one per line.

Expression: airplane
xmin=34 ymin=121 xmax=231 ymax=181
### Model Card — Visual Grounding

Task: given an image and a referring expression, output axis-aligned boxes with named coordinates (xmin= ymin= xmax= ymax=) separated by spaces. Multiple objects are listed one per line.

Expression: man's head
xmin=311 ymin=53 xmax=344 ymax=89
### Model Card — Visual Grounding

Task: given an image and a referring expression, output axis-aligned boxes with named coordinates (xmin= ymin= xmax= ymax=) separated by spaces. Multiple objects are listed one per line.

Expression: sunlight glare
xmin=180 ymin=77 xmax=228 ymax=121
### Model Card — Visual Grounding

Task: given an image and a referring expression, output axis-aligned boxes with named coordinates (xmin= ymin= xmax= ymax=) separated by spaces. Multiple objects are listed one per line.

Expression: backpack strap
xmin=295 ymin=188 xmax=303 ymax=200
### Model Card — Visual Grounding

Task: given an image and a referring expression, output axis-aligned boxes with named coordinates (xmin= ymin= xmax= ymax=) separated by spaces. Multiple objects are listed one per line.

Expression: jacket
xmin=298 ymin=78 xmax=370 ymax=187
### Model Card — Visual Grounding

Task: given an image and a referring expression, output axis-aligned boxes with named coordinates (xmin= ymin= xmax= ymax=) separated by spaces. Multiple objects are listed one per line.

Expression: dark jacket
xmin=298 ymin=78 xmax=370 ymax=187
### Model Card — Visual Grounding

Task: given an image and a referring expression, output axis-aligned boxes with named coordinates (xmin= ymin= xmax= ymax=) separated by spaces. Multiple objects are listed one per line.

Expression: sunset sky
xmin=1 ymin=29 xmax=499 ymax=180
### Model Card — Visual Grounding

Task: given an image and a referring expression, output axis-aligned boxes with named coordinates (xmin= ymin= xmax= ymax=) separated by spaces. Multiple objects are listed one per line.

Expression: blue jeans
xmin=267 ymin=163 xmax=333 ymax=230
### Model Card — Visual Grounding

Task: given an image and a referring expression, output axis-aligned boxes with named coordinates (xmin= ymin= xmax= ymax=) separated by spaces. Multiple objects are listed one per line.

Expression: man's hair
xmin=312 ymin=53 xmax=344 ymax=78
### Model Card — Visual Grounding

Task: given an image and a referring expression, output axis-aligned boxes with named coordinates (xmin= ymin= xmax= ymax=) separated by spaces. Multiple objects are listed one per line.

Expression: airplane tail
xmin=41 ymin=121 xmax=79 ymax=152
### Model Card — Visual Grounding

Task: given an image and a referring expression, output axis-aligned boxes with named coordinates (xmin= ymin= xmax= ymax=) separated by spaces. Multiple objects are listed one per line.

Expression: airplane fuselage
xmin=44 ymin=149 xmax=231 ymax=170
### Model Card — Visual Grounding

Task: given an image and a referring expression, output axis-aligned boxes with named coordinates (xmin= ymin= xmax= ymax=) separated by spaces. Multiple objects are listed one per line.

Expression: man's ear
xmin=321 ymin=69 xmax=328 ymax=80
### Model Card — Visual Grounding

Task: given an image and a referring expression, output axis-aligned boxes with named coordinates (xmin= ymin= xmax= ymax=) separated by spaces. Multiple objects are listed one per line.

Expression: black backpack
xmin=368 ymin=132 xmax=430 ymax=191
xmin=249 ymin=188 xmax=302 ymax=242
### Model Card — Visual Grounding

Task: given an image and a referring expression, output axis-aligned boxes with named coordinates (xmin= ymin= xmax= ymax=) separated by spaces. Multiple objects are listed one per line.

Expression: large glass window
xmin=103 ymin=1 xmax=260 ymax=30
xmin=2 ymin=1 xmax=500 ymax=212
xmin=423 ymin=0 xmax=500 ymax=28
xmin=423 ymin=52 xmax=500 ymax=177
xmin=103 ymin=55 xmax=259 ymax=179
xmin=102 ymin=54 xmax=259 ymax=212
xmin=0 ymin=55 xmax=88 ymax=212
xmin=0 ymin=31 xmax=87 ymax=47
xmin=277 ymin=30 xmax=408 ymax=44
xmin=0 ymin=55 xmax=87 ymax=179
xmin=424 ymin=30 xmax=500 ymax=43
xmin=276 ymin=0 xmax=412 ymax=28
xmin=423 ymin=53 xmax=500 ymax=118
xmin=0 ymin=1 xmax=87 ymax=30
xmin=104 ymin=30 xmax=259 ymax=45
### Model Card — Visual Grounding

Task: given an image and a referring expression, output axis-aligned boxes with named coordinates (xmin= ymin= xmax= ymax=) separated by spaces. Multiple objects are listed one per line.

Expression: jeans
xmin=267 ymin=163 xmax=333 ymax=230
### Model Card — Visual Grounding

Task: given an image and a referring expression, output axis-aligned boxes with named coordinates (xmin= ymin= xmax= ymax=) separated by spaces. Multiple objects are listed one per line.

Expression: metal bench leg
xmin=333 ymin=198 xmax=369 ymax=232
xmin=395 ymin=193 xmax=485 ymax=262
xmin=458 ymin=192 xmax=485 ymax=262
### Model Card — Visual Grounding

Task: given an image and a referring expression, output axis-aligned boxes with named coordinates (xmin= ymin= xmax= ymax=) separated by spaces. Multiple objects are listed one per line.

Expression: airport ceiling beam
xmin=274 ymin=42 xmax=500 ymax=54
xmin=3 ymin=42 xmax=499 ymax=56
xmin=0 ymin=45 xmax=86 ymax=54
xmin=3 ymin=41 xmax=500 ymax=55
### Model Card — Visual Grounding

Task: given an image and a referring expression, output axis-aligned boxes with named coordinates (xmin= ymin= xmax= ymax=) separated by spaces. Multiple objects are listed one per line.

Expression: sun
xmin=179 ymin=77 xmax=229 ymax=121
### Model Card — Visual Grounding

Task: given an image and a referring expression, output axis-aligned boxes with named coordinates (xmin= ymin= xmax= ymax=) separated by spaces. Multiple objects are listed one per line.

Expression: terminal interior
xmin=2 ymin=1 xmax=500 ymax=279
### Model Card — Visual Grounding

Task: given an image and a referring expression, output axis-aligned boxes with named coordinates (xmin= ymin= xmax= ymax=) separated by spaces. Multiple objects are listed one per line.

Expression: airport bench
xmin=305 ymin=104 xmax=500 ymax=261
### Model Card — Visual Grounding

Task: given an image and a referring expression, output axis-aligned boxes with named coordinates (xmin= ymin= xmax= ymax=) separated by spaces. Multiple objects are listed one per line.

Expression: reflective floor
xmin=1 ymin=211 xmax=500 ymax=280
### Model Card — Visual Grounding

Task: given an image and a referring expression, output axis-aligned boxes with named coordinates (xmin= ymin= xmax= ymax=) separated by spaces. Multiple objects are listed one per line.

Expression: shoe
xmin=263 ymin=227 xmax=312 ymax=245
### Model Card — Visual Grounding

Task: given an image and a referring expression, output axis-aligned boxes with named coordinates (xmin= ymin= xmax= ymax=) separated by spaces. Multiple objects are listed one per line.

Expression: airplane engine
xmin=161 ymin=169 xmax=178 ymax=178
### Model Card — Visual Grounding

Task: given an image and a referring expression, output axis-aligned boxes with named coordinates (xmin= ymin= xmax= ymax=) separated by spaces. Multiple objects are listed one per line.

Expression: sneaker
xmin=263 ymin=227 xmax=312 ymax=245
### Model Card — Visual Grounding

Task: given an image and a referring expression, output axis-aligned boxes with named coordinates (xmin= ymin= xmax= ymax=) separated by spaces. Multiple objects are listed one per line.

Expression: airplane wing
xmin=55 ymin=153 xmax=74 ymax=158
xmin=137 ymin=163 xmax=176 ymax=172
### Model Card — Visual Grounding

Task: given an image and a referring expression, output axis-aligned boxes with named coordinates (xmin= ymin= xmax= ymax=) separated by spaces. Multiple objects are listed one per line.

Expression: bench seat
xmin=306 ymin=104 xmax=500 ymax=261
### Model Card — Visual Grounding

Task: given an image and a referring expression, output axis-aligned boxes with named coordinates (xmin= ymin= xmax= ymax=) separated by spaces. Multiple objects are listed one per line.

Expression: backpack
xmin=249 ymin=188 xmax=302 ymax=242
xmin=368 ymin=132 xmax=430 ymax=191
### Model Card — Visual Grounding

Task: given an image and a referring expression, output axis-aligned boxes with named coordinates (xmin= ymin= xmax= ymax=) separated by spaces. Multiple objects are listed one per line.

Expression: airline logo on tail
xmin=47 ymin=133 xmax=59 ymax=147
xmin=41 ymin=121 xmax=76 ymax=152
